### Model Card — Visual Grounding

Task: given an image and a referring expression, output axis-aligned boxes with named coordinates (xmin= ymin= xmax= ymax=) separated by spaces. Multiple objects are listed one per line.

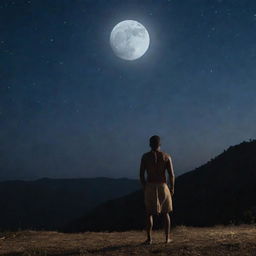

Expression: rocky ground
xmin=0 ymin=225 xmax=256 ymax=256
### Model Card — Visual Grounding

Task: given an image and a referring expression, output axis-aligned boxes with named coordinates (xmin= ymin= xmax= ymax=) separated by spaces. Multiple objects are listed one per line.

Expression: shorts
xmin=144 ymin=182 xmax=173 ymax=215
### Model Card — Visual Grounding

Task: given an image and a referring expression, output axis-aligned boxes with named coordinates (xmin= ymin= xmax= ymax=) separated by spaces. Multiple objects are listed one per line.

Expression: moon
xmin=110 ymin=20 xmax=150 ymax=61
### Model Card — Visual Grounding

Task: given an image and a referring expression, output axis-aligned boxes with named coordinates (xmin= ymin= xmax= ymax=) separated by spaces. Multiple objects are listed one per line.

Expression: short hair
xmin=149 ymin=135 xmax=161 ymax=147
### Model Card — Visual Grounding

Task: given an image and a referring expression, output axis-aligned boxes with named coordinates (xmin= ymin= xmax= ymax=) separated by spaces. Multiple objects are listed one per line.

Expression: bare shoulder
xmin=161 ymin=151 xmax=172 ymax=161
xmin=141 ymin=152 xmax=150 ymax=160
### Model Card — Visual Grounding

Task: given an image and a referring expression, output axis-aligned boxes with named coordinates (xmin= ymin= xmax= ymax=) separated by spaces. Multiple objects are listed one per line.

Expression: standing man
xmin=140 ymin=135 xmax=175 ymax=244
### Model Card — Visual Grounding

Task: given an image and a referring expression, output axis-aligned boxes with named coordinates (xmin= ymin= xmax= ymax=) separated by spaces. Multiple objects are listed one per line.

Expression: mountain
xmin=0 ymin=177 xmax=140 ymax=231
xmin=64 ymin=140 xmax=256 ymax=232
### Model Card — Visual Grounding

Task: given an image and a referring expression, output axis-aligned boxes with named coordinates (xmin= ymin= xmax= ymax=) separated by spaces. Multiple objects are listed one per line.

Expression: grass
xmin=0 ymin=225 xmax=256 ymax=256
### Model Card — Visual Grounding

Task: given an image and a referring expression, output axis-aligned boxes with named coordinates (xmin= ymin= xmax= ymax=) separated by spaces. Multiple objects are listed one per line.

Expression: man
xmin=140 ymin=135 xmax=175 ymax=244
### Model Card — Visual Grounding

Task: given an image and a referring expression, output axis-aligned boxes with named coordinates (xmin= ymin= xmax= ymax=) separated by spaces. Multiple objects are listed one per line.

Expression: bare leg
xmin=163 ymin=213 xmax=172 ymax=243
xmin=145 ymin=214 xmax=153 ymax=243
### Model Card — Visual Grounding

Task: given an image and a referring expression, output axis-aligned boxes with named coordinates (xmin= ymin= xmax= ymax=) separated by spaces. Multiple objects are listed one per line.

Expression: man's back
xmin=141 ymin=149 xmax=172 ymax=184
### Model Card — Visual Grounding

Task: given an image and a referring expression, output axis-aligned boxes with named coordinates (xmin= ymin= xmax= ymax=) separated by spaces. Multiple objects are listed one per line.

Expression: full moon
xmin=110 ymin=20 xmax=150 ymax=61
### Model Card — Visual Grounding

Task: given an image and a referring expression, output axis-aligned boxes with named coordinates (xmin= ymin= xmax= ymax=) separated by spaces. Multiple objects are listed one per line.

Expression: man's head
xmin=149 ymin=135 xmax=161 ymax=151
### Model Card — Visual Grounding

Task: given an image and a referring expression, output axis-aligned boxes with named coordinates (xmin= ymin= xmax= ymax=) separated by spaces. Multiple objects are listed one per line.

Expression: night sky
xmin=1 ymin=0 xmax=256 ymax=180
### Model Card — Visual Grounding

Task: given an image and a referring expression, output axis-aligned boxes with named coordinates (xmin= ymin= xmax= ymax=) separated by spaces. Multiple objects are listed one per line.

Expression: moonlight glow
xmin=110 ymin=20 xmax=150 ymax=61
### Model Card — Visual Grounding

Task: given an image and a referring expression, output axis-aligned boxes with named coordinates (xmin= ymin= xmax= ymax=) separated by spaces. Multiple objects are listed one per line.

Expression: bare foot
xmin=142 ymin=239 xmax=153 ymax=245
xmin=165 ymin=238 xmax=173 ymax=244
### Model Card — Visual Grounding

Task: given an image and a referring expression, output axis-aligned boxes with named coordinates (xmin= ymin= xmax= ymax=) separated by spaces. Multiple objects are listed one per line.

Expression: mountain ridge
xmin=0 ymin=177 xmax=140 ymax=231
xmin=63 ymin=139 xmax=256 ymax=232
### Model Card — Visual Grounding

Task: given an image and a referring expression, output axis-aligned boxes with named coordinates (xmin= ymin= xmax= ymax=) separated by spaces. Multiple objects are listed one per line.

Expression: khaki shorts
xmin=144 ymin=182 xmax=173 ymax=215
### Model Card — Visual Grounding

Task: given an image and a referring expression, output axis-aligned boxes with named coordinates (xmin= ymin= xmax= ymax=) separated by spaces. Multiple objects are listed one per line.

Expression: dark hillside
xmin=65 ymin=140 xmax=256 ymax=232
xmin=0 ymin=177 xmax=140 ymax=231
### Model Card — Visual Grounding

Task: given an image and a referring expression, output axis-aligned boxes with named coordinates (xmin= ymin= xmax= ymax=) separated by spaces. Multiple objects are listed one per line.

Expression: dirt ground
xmin=0 ymin=225 xmax=256 ymax=256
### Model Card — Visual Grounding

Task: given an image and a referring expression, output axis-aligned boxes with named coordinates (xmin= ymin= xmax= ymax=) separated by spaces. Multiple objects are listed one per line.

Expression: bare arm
xmin=166 ymin=155 xmax=175 ymax=195
xmin=139 ymin=155 xmax=146 ymax=188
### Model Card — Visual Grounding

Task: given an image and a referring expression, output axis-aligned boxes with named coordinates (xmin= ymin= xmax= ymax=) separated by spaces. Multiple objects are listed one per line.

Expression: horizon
xmin=1 ymin=0 xmax=256 ymax=180
xmin=1 ymin=137 xmax=254 ymax=182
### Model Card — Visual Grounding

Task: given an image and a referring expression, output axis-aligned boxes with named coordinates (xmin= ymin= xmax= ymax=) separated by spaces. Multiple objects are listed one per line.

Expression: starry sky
xmin=1 ymin=0 xmax=256 ymax=180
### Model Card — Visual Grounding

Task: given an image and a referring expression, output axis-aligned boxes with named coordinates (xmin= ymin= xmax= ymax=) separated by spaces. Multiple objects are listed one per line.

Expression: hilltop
xmin=0 ymin=225 xmax=256 ymax=256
